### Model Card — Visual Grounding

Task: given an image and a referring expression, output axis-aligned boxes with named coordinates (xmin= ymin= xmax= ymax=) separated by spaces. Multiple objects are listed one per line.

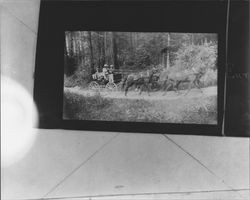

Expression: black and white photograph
xmin=64 ymin=32 xmax=218 ymax=124
xmin=2 ymin=1 xmax=250 ymax=200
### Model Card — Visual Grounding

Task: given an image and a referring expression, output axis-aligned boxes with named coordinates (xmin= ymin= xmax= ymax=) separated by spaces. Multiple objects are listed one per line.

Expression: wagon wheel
xmin=88 ymin=81 xmax=100 ymax=91
xmin=105 ymin=82 xmax=117 ymax=92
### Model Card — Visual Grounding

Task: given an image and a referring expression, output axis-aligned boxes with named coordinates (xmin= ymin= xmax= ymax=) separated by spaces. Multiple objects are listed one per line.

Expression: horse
xmin=122 ymin=68 xmax=157 ymax=96
xmin=160 ymin=68 xmax=205 ymax=95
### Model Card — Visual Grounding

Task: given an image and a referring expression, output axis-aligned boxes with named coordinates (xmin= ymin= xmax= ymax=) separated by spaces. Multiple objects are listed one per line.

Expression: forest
xmin=64 ymin=31 xmax=217 ymax=88
xmin=63 ymin=31 xmax=218 ymax=124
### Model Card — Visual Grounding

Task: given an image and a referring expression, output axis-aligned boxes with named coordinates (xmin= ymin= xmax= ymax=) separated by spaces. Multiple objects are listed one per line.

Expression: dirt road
xmin=64 ymin=86 xmax=217 ymax=101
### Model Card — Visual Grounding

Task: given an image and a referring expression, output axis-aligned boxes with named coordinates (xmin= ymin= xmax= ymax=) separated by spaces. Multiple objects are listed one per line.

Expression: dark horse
xmin=122 ymin=69 xmax=157 ymax=96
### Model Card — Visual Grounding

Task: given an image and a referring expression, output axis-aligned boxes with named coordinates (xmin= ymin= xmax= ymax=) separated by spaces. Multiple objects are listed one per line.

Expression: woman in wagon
xmin=102 ymin=64 xmax=109 ymax=80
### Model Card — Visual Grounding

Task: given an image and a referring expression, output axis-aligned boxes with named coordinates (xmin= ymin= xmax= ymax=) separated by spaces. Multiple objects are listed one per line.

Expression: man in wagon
xmin=108 ymin=64 xmax=114 ymax=83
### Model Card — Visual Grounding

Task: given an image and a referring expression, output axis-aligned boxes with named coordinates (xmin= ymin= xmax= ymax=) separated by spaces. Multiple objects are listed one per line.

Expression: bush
xmin=64 ymin=67 xmax=91 ymax=88
xmin=134 ymin=48 xmax=151 ymax=68
xmin=200 ymin=69 xmax=217 ymax=87
xmin=172 ymin=43 xmax=217 ymax=76
xmin=64 ymin=56 xmax=78 ymax=76
xmin=174 ymin=43 xmax=217 ymax=71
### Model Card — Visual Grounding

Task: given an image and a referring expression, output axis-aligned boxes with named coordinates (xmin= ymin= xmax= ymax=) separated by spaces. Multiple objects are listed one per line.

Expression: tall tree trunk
xmin=106 ymin=32 xmax=110 ymax=65
xmin=130 ymin=32 xmax=133 ymax=49
xmin=64 ymin=32 xmax=69 ymax=76
xmin=104 ymin=32 xmax=107 ymax=64
xmin=166 ymin=33 xmax=170 ymax=69
xmin=79 ymin=31 xmax=85 ymax=68
xmin=102 ymin=32 xmax=106 ymax=66
xmin=65 ymin=32 xmax=70 ymax=56
xmin=69 ymin=32 xmax=74 ymax=57
xmin=88 ymin=31 xmax=95 ymax=73
xmin=108 ymin=32 xmax=112 ymax=65
xmin=76 ymin=32 xmax=81 ymax=65
xmin=97 ymin=32 xmax=101 ymax=68
xmin=112 ymin=32 xmax=118 ymax=69
xmin=162 ymin=33 xmax=171 ymax=69
xmin=134 ymin=32 xmax=138 ymax=48
xmin=72 ymin=33 xmax=77 ymax=56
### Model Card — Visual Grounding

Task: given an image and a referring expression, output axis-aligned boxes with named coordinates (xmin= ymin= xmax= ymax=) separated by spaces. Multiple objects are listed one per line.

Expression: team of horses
xmin=121 ymin=67 xmax=205 ymax=96
xmin=122 ymin=68 xmax=158 ymax=96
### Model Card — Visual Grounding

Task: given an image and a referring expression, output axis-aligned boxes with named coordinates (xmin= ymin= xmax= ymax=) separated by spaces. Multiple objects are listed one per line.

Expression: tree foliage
xmin=64 ymin=31 xmax=218 ymax=87
xmin=173 ymin=42 xmax=217 ymax=72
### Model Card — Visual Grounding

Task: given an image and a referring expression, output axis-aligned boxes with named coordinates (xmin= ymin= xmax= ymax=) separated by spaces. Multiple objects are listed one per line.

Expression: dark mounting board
xmin=34 ymin=0 xmax=249 ymax=137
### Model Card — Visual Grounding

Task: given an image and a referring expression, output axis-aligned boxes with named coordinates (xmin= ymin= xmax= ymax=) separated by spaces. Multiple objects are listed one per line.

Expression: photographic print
xmin=63 ymin=32 xmax=218 ymax=124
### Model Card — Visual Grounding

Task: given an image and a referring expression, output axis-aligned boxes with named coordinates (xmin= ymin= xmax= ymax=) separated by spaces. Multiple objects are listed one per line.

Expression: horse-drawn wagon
xmin=88 ymin=68 xmax=125 ymax=92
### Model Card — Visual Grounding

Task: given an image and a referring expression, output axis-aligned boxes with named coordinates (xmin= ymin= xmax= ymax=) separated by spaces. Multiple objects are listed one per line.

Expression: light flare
xmin=1 ymin=75 xmax=38 ymax=167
